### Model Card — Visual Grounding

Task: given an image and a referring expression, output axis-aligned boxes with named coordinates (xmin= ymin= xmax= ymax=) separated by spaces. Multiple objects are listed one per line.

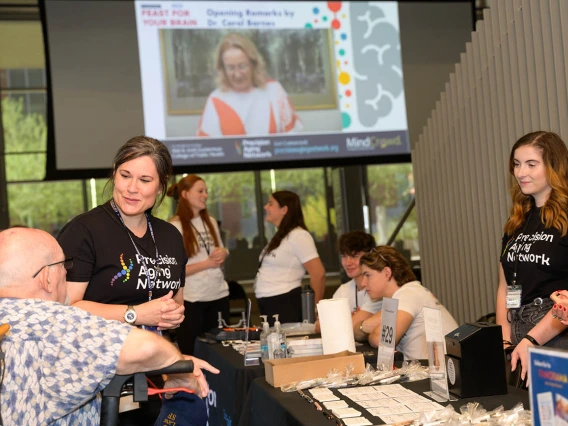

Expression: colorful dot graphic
xmin=110 ymin=253 xmax=134 ymax=286
xmin=339 ymin=71 xmax=350 ymax=85
xmin=342 ymin=112 xmax=351 ymax=129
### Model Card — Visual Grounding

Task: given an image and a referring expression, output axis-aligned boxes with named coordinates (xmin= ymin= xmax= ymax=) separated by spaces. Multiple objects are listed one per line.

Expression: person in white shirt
xmin=197 ymin=33 xmax=302 ymax=137
xmin=355 ymin=246 xmax=458 ymax=360
xmin=315 ymin=231 xmax=382 ymax=336
xmin=167 ymin=175 xmax=229 ymax=355
xmin=255 ymin=190 xmax=326 ymax=324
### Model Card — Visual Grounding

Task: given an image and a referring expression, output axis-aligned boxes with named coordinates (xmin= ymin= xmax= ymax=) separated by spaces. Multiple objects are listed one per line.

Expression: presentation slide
xmin=134 ymin=1 xmax=410 ymax=166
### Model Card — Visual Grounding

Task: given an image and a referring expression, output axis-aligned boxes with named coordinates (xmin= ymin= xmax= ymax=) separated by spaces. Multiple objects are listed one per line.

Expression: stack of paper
xmin=287 ymin=338 xmax=324 ymax=357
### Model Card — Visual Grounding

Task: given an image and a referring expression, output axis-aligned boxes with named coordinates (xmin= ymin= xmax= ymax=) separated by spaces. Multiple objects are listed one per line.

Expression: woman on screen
xmin=498 ymin=131 xmax=568 ymax=381
xmin=254 ymin=190 xmax=325 ymax=324
xmin=197 ymin=33 xmax=303 ymax=137
xmin=167 ymin=174 xmax=230 ymax=355
xmin=356 ymin=246 xmax=458 ymax=361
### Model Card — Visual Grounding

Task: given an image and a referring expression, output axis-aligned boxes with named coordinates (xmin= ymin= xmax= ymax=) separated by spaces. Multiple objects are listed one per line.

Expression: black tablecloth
xmin=194 ymin=338 xmax=379 ymax=425
xmin=238 ymin=377 xmax=530 ymax=426
xmin=194 ymin=339 xmax=265 ymax=426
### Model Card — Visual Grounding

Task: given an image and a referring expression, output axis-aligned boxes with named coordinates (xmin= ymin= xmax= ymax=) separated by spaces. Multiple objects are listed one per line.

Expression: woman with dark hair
xmin=58 ymin=136 xmax=186 ymax=331
xmin=167 ymin=174 xmax=229 ymax=355
xmin=356 ymin=246 xmax=457 ymax=360
xmin=57 ymin=136 xmax=205 ymax=425
xmin=254 ymin=190 xmax=326 ymax=324
xmin=497 ymin=131 xmax=568 ymax=380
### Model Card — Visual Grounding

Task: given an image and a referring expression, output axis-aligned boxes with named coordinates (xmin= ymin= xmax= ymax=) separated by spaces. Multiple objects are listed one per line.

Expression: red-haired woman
xmin=167 ymin=175 xmax=229 ymax=355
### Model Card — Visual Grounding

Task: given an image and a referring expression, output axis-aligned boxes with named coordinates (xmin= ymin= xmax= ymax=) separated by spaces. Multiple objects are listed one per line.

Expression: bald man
xmin=0 ymin=228 xmax=219 ymax=426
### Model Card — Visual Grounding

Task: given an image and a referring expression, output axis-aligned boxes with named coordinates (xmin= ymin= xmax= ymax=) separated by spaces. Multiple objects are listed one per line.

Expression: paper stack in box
xmin=287 ymin=337 xmax=323 ymax=358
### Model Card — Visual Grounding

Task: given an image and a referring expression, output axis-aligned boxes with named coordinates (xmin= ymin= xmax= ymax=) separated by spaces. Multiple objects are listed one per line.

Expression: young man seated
xmin=316 ymin=231 xmax=382 ymax=338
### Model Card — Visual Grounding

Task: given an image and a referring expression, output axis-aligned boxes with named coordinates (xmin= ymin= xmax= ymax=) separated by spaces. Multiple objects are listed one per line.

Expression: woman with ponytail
xmin=497 ymin=131 xmax=568 ymax=381
xmin=167 ymin=175 xmax=229 ymax=355
xmin=255 ymin=190 xmax=326 ymax=324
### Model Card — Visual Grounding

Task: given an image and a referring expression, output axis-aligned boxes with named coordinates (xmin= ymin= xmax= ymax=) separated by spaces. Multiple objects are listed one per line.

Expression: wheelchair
xmin=100 ymin=359 xmax=195 ymax=426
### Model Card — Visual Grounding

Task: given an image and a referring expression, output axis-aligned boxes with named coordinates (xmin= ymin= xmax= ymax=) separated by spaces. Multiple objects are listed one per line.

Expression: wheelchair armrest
xmin=100 ymin=360 xmax=196 ymax=426
xmin=143 ymin=359 xmax=194 ymax=377
xmin=102 ymin=360 xmax=195 ymax=399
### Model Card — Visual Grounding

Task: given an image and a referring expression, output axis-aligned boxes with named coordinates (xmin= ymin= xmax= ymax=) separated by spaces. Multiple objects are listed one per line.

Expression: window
xmin=366 ymin=163 xmax=418 ymax=263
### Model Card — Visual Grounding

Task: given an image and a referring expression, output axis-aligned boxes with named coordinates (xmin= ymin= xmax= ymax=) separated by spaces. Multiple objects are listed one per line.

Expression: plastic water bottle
xmin=301 ymin=284 xmax=316 ymax=323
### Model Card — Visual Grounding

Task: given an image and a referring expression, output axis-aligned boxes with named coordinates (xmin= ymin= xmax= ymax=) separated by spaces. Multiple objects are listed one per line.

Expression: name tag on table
xmin=377 ymin=297 xmax=398 ymax=371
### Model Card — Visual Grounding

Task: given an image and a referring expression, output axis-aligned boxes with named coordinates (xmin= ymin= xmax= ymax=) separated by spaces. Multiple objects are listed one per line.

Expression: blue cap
xmin=153 ymin=392 xmax=208 ymax=426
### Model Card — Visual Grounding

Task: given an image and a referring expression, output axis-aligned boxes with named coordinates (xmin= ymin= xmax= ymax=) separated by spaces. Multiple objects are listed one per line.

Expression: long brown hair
xmin=166 ymin=175 xmax=220 ymax=258
xmin=265 ymin=191 xmax=308 ymax=254
xmin=504 ymin=131 xmax=568 ymax=236
xmin=359 ymin=245 xmax=416 ymax=287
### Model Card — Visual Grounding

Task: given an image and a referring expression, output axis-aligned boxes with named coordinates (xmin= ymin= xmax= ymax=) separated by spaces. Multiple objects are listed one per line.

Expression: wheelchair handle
xmin=143 ymin=359 xmax=194 ymax=377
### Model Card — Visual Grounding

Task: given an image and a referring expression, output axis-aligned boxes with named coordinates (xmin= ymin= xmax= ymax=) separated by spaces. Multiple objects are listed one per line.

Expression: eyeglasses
xmin=32 ymin=257 xmax=73 ymax=279
xmin=224 ymin=62 xmax=250 ymax=73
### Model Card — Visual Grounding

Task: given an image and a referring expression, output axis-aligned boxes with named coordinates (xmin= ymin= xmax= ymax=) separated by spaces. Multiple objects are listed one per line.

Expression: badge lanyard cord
xmin=110 ymin=200 xmax=161 ymax=302
xmin=190 ymin=217 xmax=211 ymax=255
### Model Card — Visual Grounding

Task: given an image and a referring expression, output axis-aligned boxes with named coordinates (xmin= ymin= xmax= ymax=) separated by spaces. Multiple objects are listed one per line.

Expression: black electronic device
xmin=444 ymin=322 xmax=508 ymax=398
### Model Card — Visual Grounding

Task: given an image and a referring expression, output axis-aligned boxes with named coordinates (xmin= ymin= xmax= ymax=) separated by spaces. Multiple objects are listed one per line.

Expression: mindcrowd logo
xmin=110 ymin=253 xmax=134 ymax=286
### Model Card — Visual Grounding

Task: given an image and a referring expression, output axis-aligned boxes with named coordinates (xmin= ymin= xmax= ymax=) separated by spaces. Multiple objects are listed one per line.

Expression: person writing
xmin=315 ymin=231 xmax=382 ymax=335
xmin=255 ymin=190 xmax=325 ymax=324
xmin=497 ymin=131 xmax=568 ymax=380
xmin=0 ymin=227 xmax=219 ymax=426
xmin=167 ymin=174 xmax=230 ymax=355
xmin=355 ymin=246 xmax=458 ymax=360
xmin=197 ymin=32 xmax=302 ymax=137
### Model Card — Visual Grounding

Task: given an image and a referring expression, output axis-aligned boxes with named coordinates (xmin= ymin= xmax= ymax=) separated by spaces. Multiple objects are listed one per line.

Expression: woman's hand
xmin=209 ymin=247 xmax=228 ymax=264
xmin=510 ymin=337 xmax=533 ymax=381
xmin=551 ymin=290 xmax=568 ymax=325
xmin=136 ymin=290 xmax=185 ymax=330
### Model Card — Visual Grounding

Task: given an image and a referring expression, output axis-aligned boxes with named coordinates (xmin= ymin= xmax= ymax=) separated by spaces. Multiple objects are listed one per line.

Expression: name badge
xmin=506 ymin=285 xmax=522 ymax=309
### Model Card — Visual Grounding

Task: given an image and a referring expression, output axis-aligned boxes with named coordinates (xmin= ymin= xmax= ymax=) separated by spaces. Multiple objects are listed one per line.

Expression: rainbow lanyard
xmin=110 ymin=200 xmax=161 ymax=301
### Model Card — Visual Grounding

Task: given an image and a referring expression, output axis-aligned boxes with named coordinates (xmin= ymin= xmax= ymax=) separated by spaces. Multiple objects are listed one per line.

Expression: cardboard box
xmin=263 ymin=350 xmax=365 ymax=388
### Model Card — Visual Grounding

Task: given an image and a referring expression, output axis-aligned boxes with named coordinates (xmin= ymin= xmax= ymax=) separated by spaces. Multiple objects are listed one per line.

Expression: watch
xmin=359 ymin=321 xmax=367 ymax=334
xmin=124 ymin=305 xmax=137 ymax=325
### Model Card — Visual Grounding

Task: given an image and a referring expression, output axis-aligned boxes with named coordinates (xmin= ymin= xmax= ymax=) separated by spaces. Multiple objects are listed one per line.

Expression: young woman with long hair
xmin=497 ymin=131 xmax=568 ymax=380
xmin=167 ymin=175 xmax=230 ymax=355
xmin=254 ymin=190 xmax=326 ymax=324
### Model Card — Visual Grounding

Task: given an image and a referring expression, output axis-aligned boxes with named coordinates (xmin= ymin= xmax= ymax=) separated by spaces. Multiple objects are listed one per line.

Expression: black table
xmin=194 ymin=339 xmax=265 ymax=426
xmin=238 ymin=377 xmax=530 ymax=426
xmin=194 ymin=338 xmax=379 ymax=426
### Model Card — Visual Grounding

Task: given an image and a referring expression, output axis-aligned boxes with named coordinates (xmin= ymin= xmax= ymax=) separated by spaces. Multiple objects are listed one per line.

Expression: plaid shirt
xmin=0 ymin=298 xmax=131 ymax=425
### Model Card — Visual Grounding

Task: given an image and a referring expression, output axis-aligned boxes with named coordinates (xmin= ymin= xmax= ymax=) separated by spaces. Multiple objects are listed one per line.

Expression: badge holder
xmin=506 ymin=285 xmax=522 ymax=309
xmin=243 ymin=299 xmax=260 ymax=367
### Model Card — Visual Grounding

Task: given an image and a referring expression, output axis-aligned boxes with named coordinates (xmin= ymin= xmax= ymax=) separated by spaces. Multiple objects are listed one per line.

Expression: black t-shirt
xmin=501 ymin=206 xmax=568 ymax=304
xmin=57 ymin=201 xmax=187 ymax=305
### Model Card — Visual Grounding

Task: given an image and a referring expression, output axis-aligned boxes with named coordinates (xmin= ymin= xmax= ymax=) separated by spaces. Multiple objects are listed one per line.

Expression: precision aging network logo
xmin=110 ymin=253 xmax=134 ymax=285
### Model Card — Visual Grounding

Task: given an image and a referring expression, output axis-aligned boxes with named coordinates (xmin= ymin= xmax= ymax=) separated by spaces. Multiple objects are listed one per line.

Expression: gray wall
xmin=400 ymin=2 xmax=473 ymax=148
xmin=413 ymin=0 xmax=568 ymax=324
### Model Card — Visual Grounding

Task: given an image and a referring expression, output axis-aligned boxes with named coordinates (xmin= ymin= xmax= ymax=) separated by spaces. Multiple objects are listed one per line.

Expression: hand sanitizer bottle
xmin=272 ymin=314 xmax=287 ymax=359
xmin=259 ymin=315 xmax=270 ymax=361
